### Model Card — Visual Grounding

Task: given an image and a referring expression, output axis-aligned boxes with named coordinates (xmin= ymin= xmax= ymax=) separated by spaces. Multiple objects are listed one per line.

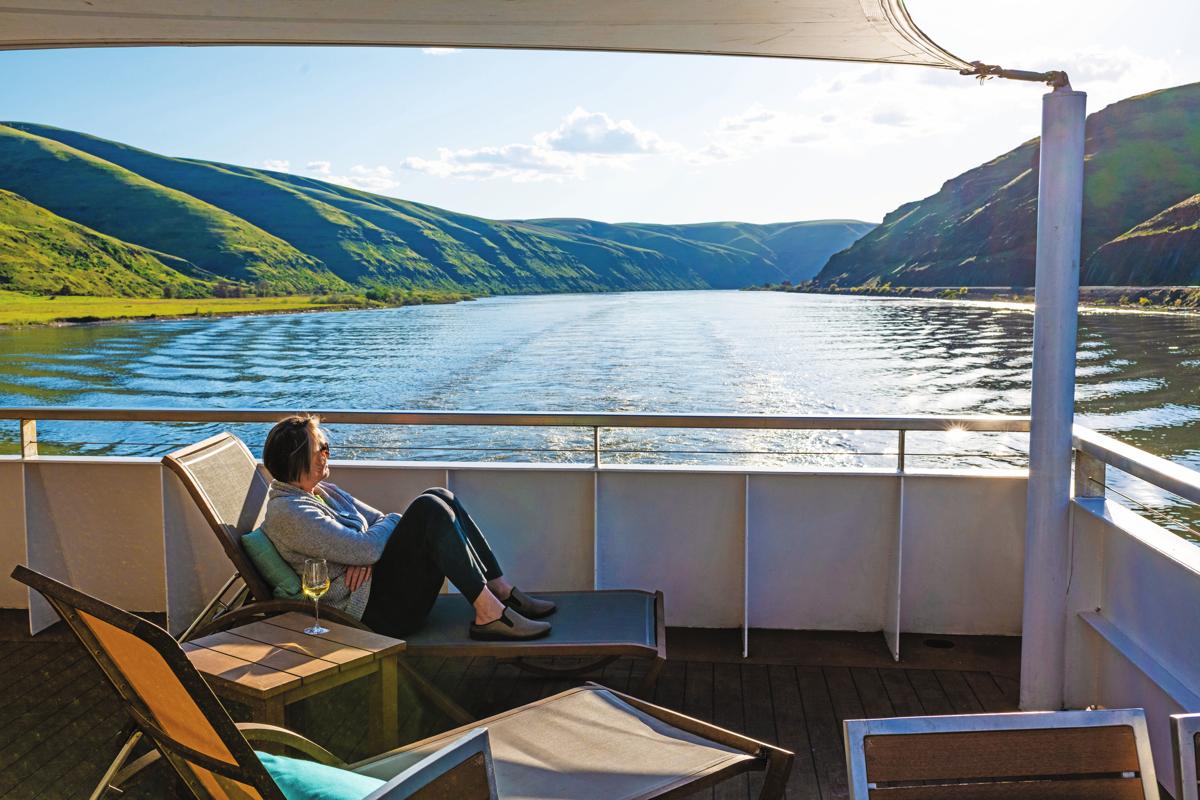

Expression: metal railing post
xmin=593 ymin=426 xmax=600 ymax=468
xmin=897 ymin=429 xmax=906 ymax=473
xmin=19 ymin=419 xmax=37 ymax=458
xmin=1073 ymin=448 xmax=1106 ymax=499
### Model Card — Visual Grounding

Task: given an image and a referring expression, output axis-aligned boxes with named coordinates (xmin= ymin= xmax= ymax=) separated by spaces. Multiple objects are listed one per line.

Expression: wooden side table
xmin=183 ymin=611 xmax=405 ymax=751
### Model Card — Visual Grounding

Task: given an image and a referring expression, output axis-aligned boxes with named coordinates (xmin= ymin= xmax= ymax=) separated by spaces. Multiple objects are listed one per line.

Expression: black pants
xmin=361 ymin=487 xmax=504 ymax=637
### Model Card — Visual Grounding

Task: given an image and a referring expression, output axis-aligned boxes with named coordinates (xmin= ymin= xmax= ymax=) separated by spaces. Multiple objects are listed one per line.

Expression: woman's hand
xmin=344 ymin=565 xmax=373 ymax=592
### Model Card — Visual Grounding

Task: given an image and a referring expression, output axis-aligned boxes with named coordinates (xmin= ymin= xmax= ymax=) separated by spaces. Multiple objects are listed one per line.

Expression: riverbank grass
xmin=0 ymin=289 xmax=469 ymax=326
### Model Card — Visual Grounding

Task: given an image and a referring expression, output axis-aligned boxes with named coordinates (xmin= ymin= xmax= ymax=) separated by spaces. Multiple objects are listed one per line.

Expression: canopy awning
xmin=0 ymin=0 xmax=971 ymax=69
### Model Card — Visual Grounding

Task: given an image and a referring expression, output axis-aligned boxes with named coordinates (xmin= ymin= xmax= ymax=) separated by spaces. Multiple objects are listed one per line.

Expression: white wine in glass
xmin=302 ymin=558 xmax=330 ymax=635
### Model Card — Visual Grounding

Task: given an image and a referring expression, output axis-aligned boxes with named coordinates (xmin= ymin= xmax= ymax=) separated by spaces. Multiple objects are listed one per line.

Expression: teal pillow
xmin=241 ymin=529 xmax=301 ymax=599
xmin=256 ymin=751 xmax=385 ymax=800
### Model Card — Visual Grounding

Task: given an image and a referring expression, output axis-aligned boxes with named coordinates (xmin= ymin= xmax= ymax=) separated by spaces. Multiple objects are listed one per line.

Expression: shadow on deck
xmin=0 ymin=613 xmax=1019 ymax=800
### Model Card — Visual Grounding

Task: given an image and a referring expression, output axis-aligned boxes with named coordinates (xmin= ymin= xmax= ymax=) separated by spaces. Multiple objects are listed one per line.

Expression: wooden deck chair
xmin=1172 ymin=712 xmax=1200 ymax=800
xmin=13 ymin=564 xmax=497 ymax=800
xmin=14 ymin=565 xmax=793 ymax=800
xmin=843 ymin=708 xmax=1158 ymax=799
xmin=164 ymin=433 xmax=666 ymax=700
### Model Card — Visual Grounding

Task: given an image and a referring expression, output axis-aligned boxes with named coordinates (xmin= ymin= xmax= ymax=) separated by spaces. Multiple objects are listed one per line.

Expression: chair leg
xmin=178 ymin=572 xmax=245 ymax=642
xmin=756 ymin=748 xmax=793 ymax=800
xmin=89 ymin=730 xmax=142 ymax=800
xmin=396 ymin=657 xmax=476 ymax=725
xmin=637 ymin=656 xmax=666 ymax=696
xmin=110 ymin=750 xmax=163 ymax=789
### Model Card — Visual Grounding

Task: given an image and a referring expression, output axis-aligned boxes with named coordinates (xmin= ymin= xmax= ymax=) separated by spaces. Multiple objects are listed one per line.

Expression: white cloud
xmin=328 ymin=164 xmax=400 ymax=192
xmin=422 ymin=48 xmax=460 ymax=56
xmin=262 ymin=159 xmax=291 ymax=172
xmin=536 ymin=107 xmax=671 ymax=155
xmin=404 ymin=144 xmax=581 ymax=182
xmin=402 ymin=107 xmax=676 ymax=182
xmin=295 ymin=161 xmax=400 ymax=192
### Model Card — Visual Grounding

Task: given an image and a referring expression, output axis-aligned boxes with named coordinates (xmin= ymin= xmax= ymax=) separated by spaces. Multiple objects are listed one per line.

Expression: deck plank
xmin=935 ymin=669 xmax=985 ymax=713
xmin=684 ymin=661 xmax=717 ymax=800
xmin=850 ymin=668 xmax=894 ymax=718
xmin=796 ymin=665 xmax=848 ymax=800
xmin=992 ymin=672 xmax=1021 ymax=707
xmin=742 ymin=663 xmax=778 ymax=799
xmin=767 ymin=665 xmax=821 ymax=800
xmin=713 ymin=662 xmax=748 ymax=800
xmin=962 ymin=671 xmax=1017 ymax=712
xmin=904 ymin=668 xmax=953 ymax=715
xmin=878 ymin=668 xmax=923 ymax=716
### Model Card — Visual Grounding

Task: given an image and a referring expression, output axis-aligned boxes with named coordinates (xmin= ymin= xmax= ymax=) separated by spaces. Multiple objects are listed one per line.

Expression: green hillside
xmin=0 ymin=122 xmax=873 ymax=297
xmin=0 ymin=189 xmax=209 ymax=297
xmin=0 ymin=124 xmax=341 ymax=293
xmin=1086 ymin=194 xmax=1200 ymax=284
xmin=816 ymin=82 xmax=1200 ymax=287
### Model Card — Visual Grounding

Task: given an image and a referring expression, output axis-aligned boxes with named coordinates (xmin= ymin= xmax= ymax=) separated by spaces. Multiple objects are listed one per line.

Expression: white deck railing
xmin=1064 ymin=425 xmax=1200 ymax=787
xmin=3 ymin=406 xmax=1200 ymax=783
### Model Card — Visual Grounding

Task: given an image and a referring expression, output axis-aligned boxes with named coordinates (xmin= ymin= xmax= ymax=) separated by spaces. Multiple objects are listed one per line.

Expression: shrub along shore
xmin=0 ymin=288 xmax=472 ymax=327
xmin=756 ymin=283 xmax=1200 ymax=312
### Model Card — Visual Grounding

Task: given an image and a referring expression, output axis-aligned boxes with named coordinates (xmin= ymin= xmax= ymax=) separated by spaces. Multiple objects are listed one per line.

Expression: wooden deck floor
xmin=0 ymin=622 xmax=1020 ymax=799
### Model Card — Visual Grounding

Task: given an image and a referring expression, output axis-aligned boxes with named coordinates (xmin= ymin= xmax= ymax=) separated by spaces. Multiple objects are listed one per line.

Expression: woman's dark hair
xmin=262 ymin=414 xmax=321 ymax=482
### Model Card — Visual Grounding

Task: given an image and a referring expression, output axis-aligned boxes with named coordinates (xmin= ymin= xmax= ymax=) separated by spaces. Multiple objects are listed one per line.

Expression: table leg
xmin=251 ymin=698 xmax=289 ymax=754
xmin=370 ymin=657 xmax=400 ymax=751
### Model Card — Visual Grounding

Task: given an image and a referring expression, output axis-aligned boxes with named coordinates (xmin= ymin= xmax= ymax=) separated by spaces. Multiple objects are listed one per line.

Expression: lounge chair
xmin=163 ymin=432 xmax=666 ymax=716
xmin=1173 ymin=712 xmax=1200 ymax=800
xmin=843 ymin=708 xmax=1158 ymax=799
xmin=13 ymin=564 xmax=793 ymax=800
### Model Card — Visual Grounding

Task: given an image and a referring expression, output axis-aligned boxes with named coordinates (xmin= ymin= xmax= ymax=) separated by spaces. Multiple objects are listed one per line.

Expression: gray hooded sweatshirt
xmin=263 ymin=480 xmax=401 ymax=619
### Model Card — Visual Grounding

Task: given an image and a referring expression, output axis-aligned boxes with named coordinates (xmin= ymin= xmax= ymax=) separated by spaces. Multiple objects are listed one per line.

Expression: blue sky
xmin=2 ymin=0 xmax=1196 ymax=225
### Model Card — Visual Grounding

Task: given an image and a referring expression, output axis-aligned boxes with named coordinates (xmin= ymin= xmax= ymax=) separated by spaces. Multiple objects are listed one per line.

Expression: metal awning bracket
xmin=962 ymin=61 xmax=1070 ymax=89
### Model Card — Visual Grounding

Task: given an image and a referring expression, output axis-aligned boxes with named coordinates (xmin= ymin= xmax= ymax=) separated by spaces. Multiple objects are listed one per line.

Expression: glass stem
xmin=313 ymin=598 xmax=320 ymax=628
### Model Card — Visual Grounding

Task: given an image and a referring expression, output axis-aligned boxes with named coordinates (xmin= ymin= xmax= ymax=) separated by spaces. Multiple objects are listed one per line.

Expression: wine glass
xmin=302 ymin=558 xmax=330 ymax=635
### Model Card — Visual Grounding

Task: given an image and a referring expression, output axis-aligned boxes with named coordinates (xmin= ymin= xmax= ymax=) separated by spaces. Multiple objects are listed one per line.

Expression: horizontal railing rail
xmin=1072 ymin=425 xmax=1200 ymax=507
xmin=1 ymin=407 xmax=1033 ymax=470
xmin=0 ymin=407 xmax=1032 ymax=430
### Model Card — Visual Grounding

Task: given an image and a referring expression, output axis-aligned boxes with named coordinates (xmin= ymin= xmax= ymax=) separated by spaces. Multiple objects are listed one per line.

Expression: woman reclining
xmin=261 ymin=414 xmax=554 ymax=640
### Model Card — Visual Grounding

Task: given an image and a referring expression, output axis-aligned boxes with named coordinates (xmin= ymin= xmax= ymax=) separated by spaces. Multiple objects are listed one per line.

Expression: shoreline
xmin=0 ymin=291 xmax=473 ymax=328
xmin=762 ymin=285 xmax=1200 ymax=316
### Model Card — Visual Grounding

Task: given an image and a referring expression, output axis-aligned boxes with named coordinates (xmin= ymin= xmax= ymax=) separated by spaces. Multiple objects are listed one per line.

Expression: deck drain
xmin=923 ymin=638 xmax=955 ymax=649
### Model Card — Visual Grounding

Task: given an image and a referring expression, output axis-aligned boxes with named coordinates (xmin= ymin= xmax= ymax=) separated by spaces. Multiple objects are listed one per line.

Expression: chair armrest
xmin=364 ymin=728 xmax=496 ymax=800
xmin=235 ymin=722 xmax=345 ymax=767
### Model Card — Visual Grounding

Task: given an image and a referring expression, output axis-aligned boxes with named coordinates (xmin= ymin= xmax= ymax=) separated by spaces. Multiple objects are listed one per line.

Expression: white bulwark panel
xmin=746 ymin=473 xmax=898 ymax=631
xmin=446 ymin=467 xmax=595 ymax=592
xmin=0 ymin=459 xmax=27 ymax=608
xmin=23 ymin=458 xmax=166 ymax=633
xmin=329 ymin=462 xmax=449 ymax=513
xmin=597 ymin=469 xmax=745 ymax=628
xmin=899 ymin=473 xmax=1026 ymax=635
xmin=1066 ymin=498 xmax=1200 ymax=789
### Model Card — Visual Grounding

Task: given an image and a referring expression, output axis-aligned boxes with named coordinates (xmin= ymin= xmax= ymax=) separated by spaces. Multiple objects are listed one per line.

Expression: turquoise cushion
xmin=241 ymin=529 xmax=301 ymax=599
xmin=256 ymin=751 xmax=385 ymax=800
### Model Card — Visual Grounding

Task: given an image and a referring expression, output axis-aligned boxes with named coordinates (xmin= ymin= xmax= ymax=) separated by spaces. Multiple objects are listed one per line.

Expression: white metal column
xmin=1020 ymin=84 xmax=1087 ymax=710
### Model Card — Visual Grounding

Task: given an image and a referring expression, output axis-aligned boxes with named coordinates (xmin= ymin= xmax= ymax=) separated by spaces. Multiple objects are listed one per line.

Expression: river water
xmin=1 ymin=291 xmax=1197 ymax=538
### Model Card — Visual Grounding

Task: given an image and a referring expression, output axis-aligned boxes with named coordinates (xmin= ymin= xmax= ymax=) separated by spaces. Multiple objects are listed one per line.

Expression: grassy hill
xmin=0 ymin=189 xmax=209 ymax=297
xmin=528 ymin=219 xmax=875 ymax=285
xmin=0 ymin=124 xmax=340 ymax=293
xmin=0 ymin=122 xmax=873 ymax=298
xmin=815 ymin=82 xmax=1200 ymax=287
xmin=1086 ymin=193 xmax=1200 ymax=284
